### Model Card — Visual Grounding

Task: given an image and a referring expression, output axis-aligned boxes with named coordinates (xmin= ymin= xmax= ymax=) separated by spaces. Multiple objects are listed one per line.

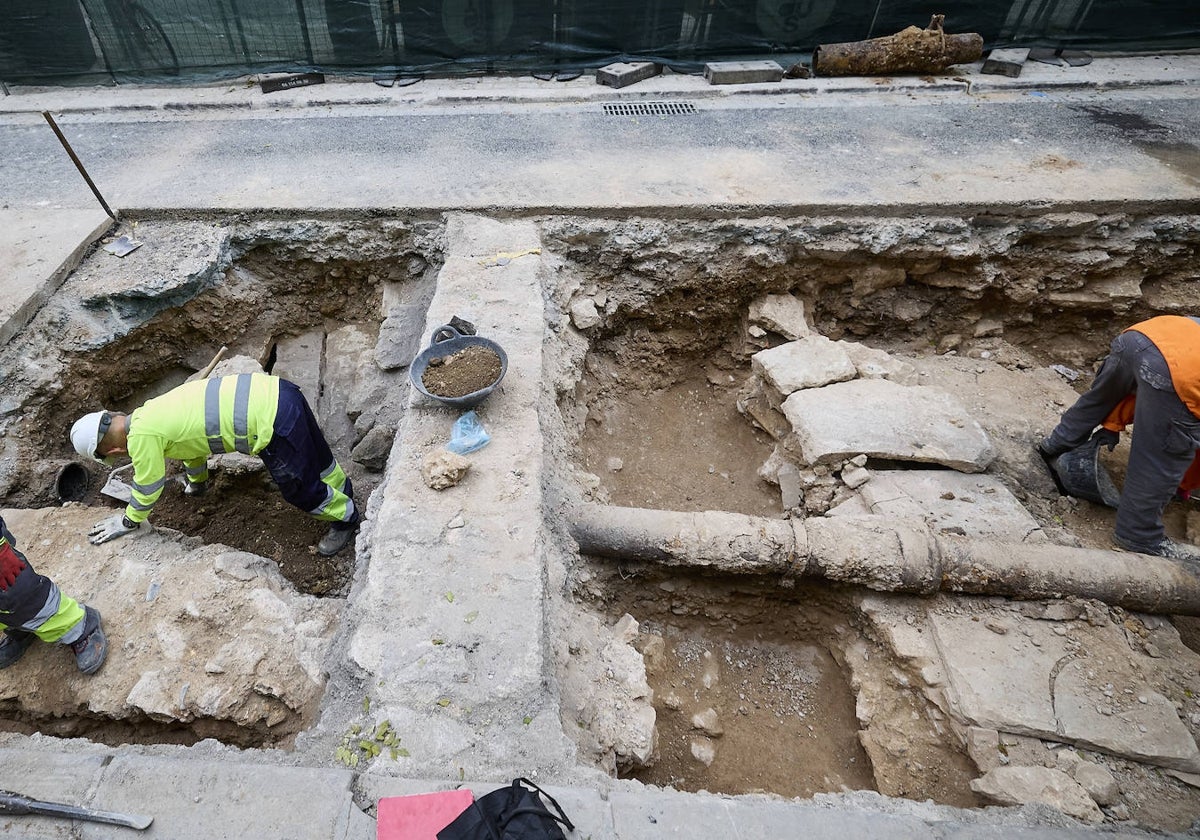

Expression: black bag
xmin=437 ymin=778 xmax=575 ymax=840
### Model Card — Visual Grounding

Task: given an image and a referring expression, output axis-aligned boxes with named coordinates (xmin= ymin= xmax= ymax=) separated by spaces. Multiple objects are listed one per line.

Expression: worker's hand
xmin=88 ymin=514 xmax=140 ymax=545
xmin=1091 ymin=428 xmax=1120 ymax=452
xmin=0 ymin=543 xmax=26 ymax=590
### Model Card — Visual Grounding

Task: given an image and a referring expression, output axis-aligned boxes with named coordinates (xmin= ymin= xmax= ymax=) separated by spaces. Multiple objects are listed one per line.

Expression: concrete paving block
xmin=82 ymin=755 xmax=359 ymax=840
xmin=703 ymin=60 xmax=784 ymax=85
xmin=596 ymin=62 xmax=661 ymax=89
xmin=0 ymin=208 xmax=112 ymax=347
xmin=0 ymin=747 xmax=109 ymax=839
xmin=982 ymin=48 xmax=1031 ymax=77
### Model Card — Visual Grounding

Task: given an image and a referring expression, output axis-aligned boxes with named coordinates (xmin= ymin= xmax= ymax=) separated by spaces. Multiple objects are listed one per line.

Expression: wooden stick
xmin=197 ymin=346 xmax=228 ymax=380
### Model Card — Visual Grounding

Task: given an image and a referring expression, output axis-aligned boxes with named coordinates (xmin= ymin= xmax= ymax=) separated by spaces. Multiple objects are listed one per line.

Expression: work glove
xmin=182 ymin=479 xmax=207 ymax=497
xmin=0 ymin=543 xmax=26 ymax=591
xmin=88 ymin=514 xmax=141 ymax=545
xmin=1091 ymin=428 xmax=1120 ymax=452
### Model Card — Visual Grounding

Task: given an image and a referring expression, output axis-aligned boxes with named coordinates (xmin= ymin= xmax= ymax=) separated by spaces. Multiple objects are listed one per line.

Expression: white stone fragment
xmin=747 ymin=294 xmax=810 ymax=339
xmin=970 ymin=766 xmax=1103 ymax=824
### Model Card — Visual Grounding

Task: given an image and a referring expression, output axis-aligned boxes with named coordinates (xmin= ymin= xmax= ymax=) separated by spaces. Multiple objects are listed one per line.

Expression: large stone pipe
xmin=568 ymin=504 xmax=1200 ymax=617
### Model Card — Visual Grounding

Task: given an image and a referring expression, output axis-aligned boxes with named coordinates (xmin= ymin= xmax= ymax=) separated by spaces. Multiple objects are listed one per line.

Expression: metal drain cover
xmin=602 ymin=101 xmax=697 ymax=117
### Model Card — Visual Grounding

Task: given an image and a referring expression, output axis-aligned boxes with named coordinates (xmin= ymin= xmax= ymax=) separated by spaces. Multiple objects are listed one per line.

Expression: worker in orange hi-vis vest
xmin=1099 ymin=393 xmax=1200 ymax=501
xmin=1039 ymin=315 xmax=1200 ymax=563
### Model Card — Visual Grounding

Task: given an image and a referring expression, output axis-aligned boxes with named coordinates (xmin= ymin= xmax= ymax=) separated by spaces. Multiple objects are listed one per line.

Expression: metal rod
xmin=41 ymin=111 xmax=117 ymax=221
xmin=295 ymin=0 xmax=314 ymax=65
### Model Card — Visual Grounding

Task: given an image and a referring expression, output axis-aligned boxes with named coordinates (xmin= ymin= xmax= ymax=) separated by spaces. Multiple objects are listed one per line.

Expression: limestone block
xmin=751 ymin=335 xmax=856 ymax=397
xmin=856 ymin=470 xmax=1046 ymax=542
xmin=837 ymin=341 xmax=918 ymax=385
xmin=782 ymin=379 xmax=996 ymax=471
xmin=1053 ymin=664 xmax=1200 ymax=772
xmin=970 ymin=766 xmax=1103 ymax=824
xmin=747 ymin=294 xmax=810 ymax=339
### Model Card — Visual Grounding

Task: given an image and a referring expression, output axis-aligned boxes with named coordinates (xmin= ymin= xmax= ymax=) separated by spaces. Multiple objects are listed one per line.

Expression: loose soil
xmin=421 ymin=345 xmax=503 ymax=398
xmin=84 ymin=467 xmax=352 ymax=597
xmin=580 ymin=367 xmax=781 ymax=517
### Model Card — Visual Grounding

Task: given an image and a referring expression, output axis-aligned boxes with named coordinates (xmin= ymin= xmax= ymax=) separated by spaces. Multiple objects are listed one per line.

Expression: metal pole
xmin=295 ymin=0 xmax=315 ymax=65
xmin=41 ymin=111 xmax=117 ymax=220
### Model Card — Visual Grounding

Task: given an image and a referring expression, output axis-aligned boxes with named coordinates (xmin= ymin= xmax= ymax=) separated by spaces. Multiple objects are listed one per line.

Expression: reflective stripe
xmin=132 ymin=477 xmax=166 ymax=495
xmin=17 ymin=582 xmax=62 ymax=632
xmin=205 ymin=377 xmax=224 ymax=454
xmin=309 ymin=485 xmax=336 ymax=517
xmin=232 ymin=374 xmax=253 ymax=454
xmin=185 ymin=463 xmax=208 ymax=477
xmin=320 ymin=462 xmax=338 ymax=481
xmin=128 ymin=497 xmax=154 ymax=511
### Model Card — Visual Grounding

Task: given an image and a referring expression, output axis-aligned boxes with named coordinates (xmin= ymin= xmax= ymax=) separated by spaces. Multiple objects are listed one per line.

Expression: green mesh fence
xmin=1 ymin=0 xmax=1197 ymax=84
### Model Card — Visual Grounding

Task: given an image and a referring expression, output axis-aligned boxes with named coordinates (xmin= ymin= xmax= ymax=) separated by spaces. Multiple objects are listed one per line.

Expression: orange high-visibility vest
xmin=1125 ymin=316 xmax=1200 ymax=420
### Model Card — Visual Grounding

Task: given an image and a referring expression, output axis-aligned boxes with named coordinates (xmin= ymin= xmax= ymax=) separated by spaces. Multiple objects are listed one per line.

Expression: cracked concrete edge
xmin=0 ymin=209 xmax=114 ymax=348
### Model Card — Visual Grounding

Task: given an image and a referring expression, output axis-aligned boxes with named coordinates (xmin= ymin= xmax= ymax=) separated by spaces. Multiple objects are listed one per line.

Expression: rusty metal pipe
xmin=569 ymin=503 xmax=1200 ymax=616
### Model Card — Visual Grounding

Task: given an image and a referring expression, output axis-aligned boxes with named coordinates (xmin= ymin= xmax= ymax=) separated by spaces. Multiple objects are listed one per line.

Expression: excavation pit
xmin=0 ymin=217 xmax=442 ymax=748
xmin=547 ymin=211 xmax=1200 ymax=830
xmin=1 ymin=211 xmax=1200 ymax=832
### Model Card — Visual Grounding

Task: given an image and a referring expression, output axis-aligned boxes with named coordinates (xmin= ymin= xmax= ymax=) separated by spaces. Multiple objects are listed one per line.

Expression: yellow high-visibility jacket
xmin=124 ymin=373 xmax=280 ymax=523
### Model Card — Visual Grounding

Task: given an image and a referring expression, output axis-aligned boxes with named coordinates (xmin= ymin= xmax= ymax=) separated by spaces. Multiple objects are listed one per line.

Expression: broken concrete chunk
xmin=421 ymin=449 xmax=472 ymax=490
xmin=970 ymin=766 xmax=1103 ymax=824
xmin=747 ymin=294 xmax=810 ymax=340
xmin=782 ymin=379 xmax=996 ymax=472
xmin=751 ymin=335 xmax=857 ymax=397
xmin=209 ymin=354 xmax=265 ymax=378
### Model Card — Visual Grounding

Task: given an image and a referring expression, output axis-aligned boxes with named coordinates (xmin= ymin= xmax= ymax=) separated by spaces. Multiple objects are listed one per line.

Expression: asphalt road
xmin=3 ymin=83 xmax=1199 ymax=214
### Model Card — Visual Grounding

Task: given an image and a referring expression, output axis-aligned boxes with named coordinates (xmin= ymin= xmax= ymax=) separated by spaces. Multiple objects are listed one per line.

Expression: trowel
xmin=100 ymin=463 xmax=134 ymax=504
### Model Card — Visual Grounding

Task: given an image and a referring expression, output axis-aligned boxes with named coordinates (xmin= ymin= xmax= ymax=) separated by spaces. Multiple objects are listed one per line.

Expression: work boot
xmin=182 ymin=479 xmax=207 ymax=497
xmin=68 ymin=606 xmax=108 ymax=675
xmin=317 ymin=514 xmax=359 ymax=557
xmin=0 ymin=629 xmax=34 ymax=669
xmin=1037 ymin=436 xmax=1071 ymax=460
xmin=1113 ymin=536 xmax=1200 ymax=564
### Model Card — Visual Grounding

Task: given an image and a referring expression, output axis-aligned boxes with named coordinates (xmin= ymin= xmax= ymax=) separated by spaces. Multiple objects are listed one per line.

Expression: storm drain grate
xmin=602 ymin=101 xmax=697 ymax=117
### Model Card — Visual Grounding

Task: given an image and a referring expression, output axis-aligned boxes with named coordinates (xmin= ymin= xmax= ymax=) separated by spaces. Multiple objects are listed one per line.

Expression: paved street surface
xmin=0 ymin=54 xmax=1197 ymax=838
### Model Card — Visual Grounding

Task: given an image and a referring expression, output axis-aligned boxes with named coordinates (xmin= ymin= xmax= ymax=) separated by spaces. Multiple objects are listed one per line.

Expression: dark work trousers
xmin=1044 ymin=329 xmax=1200 ymax=551
xmin=259 ymin=380 xmax=356 ymax=528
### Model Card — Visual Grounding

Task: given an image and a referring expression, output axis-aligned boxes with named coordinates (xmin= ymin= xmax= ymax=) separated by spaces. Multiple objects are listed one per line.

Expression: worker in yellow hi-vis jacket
xmin=70 ymin=373 xmax=359 ymax=557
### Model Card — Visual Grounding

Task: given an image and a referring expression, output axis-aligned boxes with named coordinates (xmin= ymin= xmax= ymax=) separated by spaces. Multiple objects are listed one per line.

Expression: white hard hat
xmin=70 ymin=411 xmax=112 ymax=463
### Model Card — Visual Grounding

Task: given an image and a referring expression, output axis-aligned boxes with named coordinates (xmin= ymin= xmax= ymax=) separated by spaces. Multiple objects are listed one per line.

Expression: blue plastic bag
xmin=447 ymin=410 xmax=491 ymax=455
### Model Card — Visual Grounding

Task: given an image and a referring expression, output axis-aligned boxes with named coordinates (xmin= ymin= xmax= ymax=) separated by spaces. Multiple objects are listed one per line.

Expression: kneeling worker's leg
xmin=0 ymin=539 xmax=106 ymax=673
